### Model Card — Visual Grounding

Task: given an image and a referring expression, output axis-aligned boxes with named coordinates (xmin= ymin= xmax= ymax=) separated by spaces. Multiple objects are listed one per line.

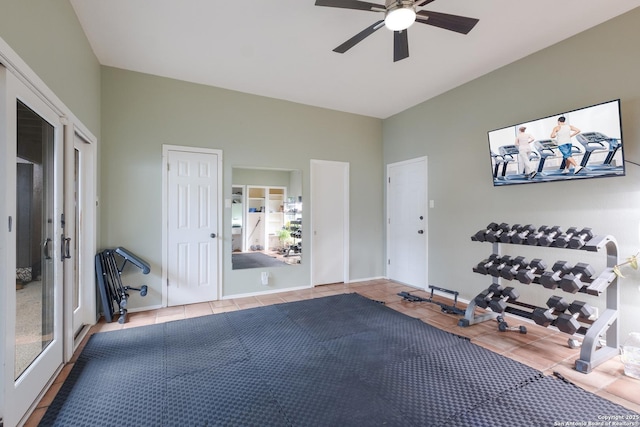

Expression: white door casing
xmin=387 ymin=157 xmax=428 ymax=288
xmin=310 ymin=159 xmax=349 ymax=286
xmin=163 ymin=146 xmax=222 ymax=306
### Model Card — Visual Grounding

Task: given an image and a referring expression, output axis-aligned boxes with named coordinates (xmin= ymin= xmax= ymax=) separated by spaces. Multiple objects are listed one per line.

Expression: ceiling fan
xmin=315 ymin=0 xmax=479 ymax=62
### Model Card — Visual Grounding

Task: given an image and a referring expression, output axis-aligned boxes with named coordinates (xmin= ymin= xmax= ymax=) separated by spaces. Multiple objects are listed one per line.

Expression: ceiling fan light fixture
xmin=384 ymin=2 xmax=416 ymax=31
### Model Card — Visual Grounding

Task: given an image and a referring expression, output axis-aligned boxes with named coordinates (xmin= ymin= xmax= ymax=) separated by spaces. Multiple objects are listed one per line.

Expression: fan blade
xmin=333 ymin=20 xmax=385 ymax=53
xmin=416 ymin=10 xmax=479 ymax=34
xmin=415 ymin=0 xmax=436 ymax=6
xmin=315 ymin=0 xmax=384 ymax=12
xmin=393 ymin=30 xmax=409 ymax=62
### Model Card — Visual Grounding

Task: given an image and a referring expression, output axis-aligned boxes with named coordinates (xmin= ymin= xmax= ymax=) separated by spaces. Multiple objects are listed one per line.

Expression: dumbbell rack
xmin=460 ymin=225 xmax=620 ymax=374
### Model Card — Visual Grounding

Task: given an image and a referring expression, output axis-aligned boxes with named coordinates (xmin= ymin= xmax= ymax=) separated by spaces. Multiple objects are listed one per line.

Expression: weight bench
xmin=95 ymin=247 xmax=150 ymax=324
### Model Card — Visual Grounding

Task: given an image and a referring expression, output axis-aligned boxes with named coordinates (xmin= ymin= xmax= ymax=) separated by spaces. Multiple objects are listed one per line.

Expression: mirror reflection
xmin=232 ymin=168 xmax=302 ymax=270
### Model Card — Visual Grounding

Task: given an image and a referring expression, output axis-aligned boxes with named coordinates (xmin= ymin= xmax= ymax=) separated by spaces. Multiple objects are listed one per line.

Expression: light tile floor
xmin=25 ymin=279 xmax=640 ymax=425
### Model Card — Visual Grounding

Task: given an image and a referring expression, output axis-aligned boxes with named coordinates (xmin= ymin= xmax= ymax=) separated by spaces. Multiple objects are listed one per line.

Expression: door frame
xmin=161 ymin=145 xmax=223 ymax=307
xmin=310 ymin=159 xmax=350 ymax=286
xmin=386 ymin=156 xmax=428 ymax=289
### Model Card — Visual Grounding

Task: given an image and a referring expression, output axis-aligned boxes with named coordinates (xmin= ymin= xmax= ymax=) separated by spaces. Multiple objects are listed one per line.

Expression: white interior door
xmin=1 ymin=66 xmax=64 ymax=427
xmin=387 ymin=157 xmax=428 ymax=288
xmin=165 ymin=147 xmax=221 ymax=306
xmin=311 ymin=160 xmax=349 ymax=286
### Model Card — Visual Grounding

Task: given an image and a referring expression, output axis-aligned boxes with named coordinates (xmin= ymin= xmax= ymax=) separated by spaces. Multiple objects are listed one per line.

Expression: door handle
xmin=210 ymin=233 xmax=217 ymax=238
xmin=418 ymin=230 xmax=424 ymax=234
xmin=63 ymin=236 xmax=72 ymax=259
xmin=43 ymin=238 xmax=52 ymax=259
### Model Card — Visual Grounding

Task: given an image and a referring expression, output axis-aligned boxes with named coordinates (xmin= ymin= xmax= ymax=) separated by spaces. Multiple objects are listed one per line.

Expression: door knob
xmin=210 ymin=233 xmax=217 ymax=238
xmin=418 ymin=230 xmax=424 ymax=234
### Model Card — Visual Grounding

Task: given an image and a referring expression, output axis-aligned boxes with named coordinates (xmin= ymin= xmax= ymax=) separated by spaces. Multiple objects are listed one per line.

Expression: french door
xmin=1 ymin=60 xmax=96 ymax=426
xmin=1 ymin=66 xmax=64 ymax=426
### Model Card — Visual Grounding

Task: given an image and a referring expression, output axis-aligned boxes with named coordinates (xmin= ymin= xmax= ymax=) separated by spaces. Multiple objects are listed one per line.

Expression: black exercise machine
xmin=95 ymin=247 xmax=150 ymax=324
xmin=575 ymin=132 xmax=623 ymax=172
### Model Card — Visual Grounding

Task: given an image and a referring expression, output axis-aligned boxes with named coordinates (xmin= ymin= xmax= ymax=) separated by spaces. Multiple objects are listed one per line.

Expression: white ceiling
xmin=70 ymin=0 xmax=640 ymax=119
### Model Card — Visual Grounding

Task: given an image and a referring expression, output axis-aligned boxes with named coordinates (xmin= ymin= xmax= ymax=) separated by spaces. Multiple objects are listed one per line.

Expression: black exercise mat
xmin=232 ymin=252 xmax=288 ymax=269
xmin=40 ymin=293 xmax=638 ymax=426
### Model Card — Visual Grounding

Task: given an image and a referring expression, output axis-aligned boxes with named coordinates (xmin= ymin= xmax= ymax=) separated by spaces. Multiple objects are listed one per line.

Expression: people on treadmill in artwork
xmin=550 ymin=116 xmax=582 ymax=174
xmin=515 ymin=126 xmax=537 ymax=179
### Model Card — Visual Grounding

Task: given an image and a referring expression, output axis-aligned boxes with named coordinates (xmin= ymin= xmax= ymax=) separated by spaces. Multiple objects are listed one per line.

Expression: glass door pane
xmin=14 ymin=100 xmax=55 ymax=379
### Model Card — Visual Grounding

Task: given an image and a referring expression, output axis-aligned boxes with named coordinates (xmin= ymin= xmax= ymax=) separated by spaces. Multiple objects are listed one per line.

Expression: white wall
xmin=383 ymin=8 xmax=640 ymax=340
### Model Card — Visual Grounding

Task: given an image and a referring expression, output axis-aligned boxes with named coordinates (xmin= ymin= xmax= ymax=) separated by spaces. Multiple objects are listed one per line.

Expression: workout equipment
xmin=538 ymin=225 xmax=563 ymax=247
xmin=526 ymin=225 xmax=552 ymax=245
xmin=474 ymin=284 xmax=504 ymax=309
xmin=511 ymin=224 xmax=536 ymax=244
xmin=469 ymin=222 xmax=622 ymax=374
xmin=568 ymin=228 xmax=594 ymax=249
xmin=500 ymin=224 xmax=523 ymax=243
xmin=487 ymin=256 xmax=514 ymax=277
xmin=397 ymin=285 xmax=465 ymax=316
xmin=515 ymin=259 xmax=547 ymax=284
xmin=556 ymin=301 xmax=596 ymax=335
xmin=496 ymin=316 xmax=527 ymax=334
xmin=472 ymin=222 xmax=499 ymax=242
xmin=488 ymin=287 xmax=520 ymax=313
xmin=553 ymin=226 xmax=579 ymax=248
xmin=500 ymin=256 xmax=527 ymax=280
xmin=95 ymin=247 xmax=150 ymax=324
xmin=533 ymin=139 xmax=583 ymax=175
xmin=472 ymin=254 xmax=501 ymax=275
xmin=475 ymin=256 xmax=501 ymax=275
xmin=485 ymin=222 xmax=510 ymax=243
xmin=532 ymin=295 xmax=569 ymax=327
xmin=539 ymin=261 xmax=572 ymax=289
xmin=559 ymin=263 xmax=595 ymax=294
xmin=575 ymin=132 xmax=623 ymax=171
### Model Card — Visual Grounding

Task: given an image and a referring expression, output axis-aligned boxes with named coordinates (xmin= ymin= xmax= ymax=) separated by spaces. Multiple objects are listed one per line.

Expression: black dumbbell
xmin=487 ymin=256 xmax=513 ymax=277
xmin=526 ymin=225 xmax=552 ymax=245
xmin=568 ymin=227 xmax=594 ymax=249
xmin=473 ymin=254 xmax=501 ymax=275
xmin=515 ymin=259 xmax=547 ymax=284
xmin=500 ymin=224 xmax=523 ymax=243
xmin=474 ymin=284 xmax=503 ymax=309
xmin=556 ymin=301 xmax=596 ymax=335
xmin=485 ymin=223 xmax=511 ymax=243
xmin=500 ymin=256 xmax=528 ymax=280
xmin=539 ymin=261 xmax=572 ymax=289
xmin=511 ymin=224 xmax=536 ymax=244
xmin=496 ymin=316 xmax=527 ymax=334
xmin=472 ymin=222 xmax=500 ymax=242
xmin=559 ymin=263 xmax=596 ymax=293
xmin=553 ymin=226 xmax=579 ymax=248
xmin=532 ymin=295 xmax=569 ymax=327
xmin=538 ymin=226 xmax=563 ymax=247
xmin=489 ymin=287 xmax=520 ymax=313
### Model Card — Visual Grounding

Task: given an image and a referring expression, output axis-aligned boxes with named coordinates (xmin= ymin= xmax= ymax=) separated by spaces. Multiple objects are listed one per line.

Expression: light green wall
xmin=383 ymin=8 xmax=640 ymax=339
xmin=0 ymin=0 xmax=101 ymax=135
xmin=100 ymin=66 xmax=383 ymax=304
